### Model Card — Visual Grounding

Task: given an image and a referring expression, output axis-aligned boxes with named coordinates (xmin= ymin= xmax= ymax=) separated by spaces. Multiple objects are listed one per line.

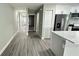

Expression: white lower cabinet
xmin=51 ymin=32 xmax=66 ymax=56
xmin=64 ymin=40 xmax=79 ymax=56
xmin=52 ymin=32 xmax=79 ymax=56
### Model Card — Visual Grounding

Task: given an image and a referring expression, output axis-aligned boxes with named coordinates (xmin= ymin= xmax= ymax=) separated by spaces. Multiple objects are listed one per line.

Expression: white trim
xmin=0 ymin=30 xmax=19 ymax=55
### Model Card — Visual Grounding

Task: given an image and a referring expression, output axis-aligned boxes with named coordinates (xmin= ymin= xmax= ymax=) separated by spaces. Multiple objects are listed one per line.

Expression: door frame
xmin=28 ymin=14 xmax=35 ymax=31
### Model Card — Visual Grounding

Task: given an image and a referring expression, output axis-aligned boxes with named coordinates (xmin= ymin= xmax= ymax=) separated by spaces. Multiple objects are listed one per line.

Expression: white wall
xmin=39 ymin=6 xmax=43 ymax=38
xmin=70 ymin=4 xmax=79 ymax=13
xmin=0 ymin=4 xmax=17 ymax=52
xmin=55 ymin=4 xmax=79 ymax=14
xmin=55 ymin=4 xmax=71 ymax=14
xmin=35 ymin=6 xmax=43 ymax=38
xmin=35 ymin=13 xmax=39 ymax=34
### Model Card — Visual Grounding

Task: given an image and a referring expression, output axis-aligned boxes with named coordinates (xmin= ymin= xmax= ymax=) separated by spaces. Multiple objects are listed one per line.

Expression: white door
xmin=43 ymin=10 xmax=53 ymax=38
xmin=19 ymin=12 xmax=29 ymax=35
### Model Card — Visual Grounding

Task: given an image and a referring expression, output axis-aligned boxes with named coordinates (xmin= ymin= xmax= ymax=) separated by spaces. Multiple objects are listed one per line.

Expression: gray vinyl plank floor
xmin=1 ymin=31 xmax=55 ymax=56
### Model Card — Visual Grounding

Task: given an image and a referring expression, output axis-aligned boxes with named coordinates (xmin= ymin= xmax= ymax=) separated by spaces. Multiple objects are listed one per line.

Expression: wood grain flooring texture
xmin=1 ymin=31 xmax=55 ymax=56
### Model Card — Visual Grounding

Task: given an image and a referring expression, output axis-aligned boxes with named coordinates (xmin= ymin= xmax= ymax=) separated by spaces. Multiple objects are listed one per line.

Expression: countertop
xmin=52 ymin=31 xmax=79 ymax=44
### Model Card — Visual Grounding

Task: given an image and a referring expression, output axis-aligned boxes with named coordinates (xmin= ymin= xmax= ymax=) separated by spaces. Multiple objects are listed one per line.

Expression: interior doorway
xmin=29 ymin=15 xmax=34 ymax=31
xmin=16 ymin=10 xmax=29 ymax=36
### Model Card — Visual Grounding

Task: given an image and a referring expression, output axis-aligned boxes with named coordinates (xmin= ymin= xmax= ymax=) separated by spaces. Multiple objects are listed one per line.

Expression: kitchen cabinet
xmin=51 ymin=31 xmax=79 ymax=56
xmin=51 ymin=32 xmax=66 ymax=56
xmin=64 ymin=40 xmax=79 ymax=56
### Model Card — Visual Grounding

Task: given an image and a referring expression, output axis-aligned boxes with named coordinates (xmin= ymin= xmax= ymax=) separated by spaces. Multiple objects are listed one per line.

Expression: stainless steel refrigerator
xmin=54 ymin=14 xmax=67 ymax=31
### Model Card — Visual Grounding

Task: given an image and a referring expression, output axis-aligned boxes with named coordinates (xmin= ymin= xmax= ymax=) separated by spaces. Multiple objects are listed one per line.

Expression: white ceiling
xmin=10 ymin=3 xmax=43 ymax=11
xmin=10 ymin=3 xmax=79 ymax=14
xmin=10 ymin=3 xmax=79 ymax=10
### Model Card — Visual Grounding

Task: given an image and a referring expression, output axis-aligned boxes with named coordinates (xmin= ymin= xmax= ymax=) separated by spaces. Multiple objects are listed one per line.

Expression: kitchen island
xmin=51 ymin=31 xmax=79 ymax=56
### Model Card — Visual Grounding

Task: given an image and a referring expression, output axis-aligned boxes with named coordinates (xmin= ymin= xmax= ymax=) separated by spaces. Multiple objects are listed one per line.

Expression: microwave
xmin=70 ymin=13 xmax=79 ymax=18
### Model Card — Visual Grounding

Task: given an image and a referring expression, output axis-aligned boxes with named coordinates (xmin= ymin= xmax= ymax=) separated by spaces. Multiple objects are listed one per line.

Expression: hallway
xmin=1 ymin=31 xmax=55 ymax=56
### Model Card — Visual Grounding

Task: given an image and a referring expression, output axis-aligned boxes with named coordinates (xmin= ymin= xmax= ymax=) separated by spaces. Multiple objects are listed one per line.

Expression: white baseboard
xmin=0 ymin=30 xmax=19 ymax=55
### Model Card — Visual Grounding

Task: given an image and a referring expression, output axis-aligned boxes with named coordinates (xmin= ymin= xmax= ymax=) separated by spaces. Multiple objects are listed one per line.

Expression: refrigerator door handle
xmin=61 ymin=18 xmax=64 ymax=30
